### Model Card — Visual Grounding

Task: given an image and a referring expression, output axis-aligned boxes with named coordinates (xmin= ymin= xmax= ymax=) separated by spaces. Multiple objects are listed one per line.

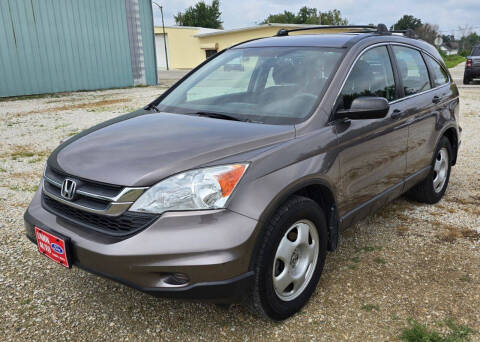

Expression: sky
xmin=151 ymin=0 xmax=480 ymax=37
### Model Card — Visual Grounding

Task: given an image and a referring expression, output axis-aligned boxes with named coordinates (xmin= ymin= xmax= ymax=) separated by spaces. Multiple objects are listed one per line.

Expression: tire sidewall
xmin=255 ymin=198 xmax=328 ymax=320
xmin=427 ymin=136 xmax=452 ymax=201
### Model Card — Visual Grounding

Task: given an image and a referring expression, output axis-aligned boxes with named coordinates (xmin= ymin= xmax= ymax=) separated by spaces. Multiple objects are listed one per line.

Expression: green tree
xmin=261 ymin=7 xmax=348 ymax=25
xmin=391 ymin=15 xmax=422 ymax=31
xmin=174 ymin=0 xmax=222 ymax=29
xmin=459 ymin=32 xmax=480 ymax=56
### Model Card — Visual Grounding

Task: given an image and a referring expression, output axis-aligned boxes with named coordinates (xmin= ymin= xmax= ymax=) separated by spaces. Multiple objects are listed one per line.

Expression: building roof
xmin=194 ymin=23 xmax=325 ymax=38
xmin=154 ymin=25 xmax=222 ymax=35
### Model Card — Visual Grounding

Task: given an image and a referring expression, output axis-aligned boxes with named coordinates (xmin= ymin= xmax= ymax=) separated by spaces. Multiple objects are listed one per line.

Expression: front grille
xmin=42 ymin=195 xmax=159 ymax=236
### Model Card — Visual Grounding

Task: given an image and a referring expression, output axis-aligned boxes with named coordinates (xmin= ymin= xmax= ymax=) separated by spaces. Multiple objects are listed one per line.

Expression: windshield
xmin=156 ymin=47 xmax=344 ymax=124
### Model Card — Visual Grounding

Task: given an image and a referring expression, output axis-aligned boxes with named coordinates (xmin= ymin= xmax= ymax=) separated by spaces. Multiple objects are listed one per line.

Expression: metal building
xmin=0 ymin=0 xmax=157 ymax=98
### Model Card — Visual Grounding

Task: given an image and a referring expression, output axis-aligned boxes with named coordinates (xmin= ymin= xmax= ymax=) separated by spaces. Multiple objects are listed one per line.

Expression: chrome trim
xmin=43 ymin=176 xmax=147 ymax=202
xmin=42 ymin=179 xmax=134 ymax=217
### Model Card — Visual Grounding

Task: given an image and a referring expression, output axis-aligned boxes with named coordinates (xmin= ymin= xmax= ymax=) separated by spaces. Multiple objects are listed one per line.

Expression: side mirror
xmin=336 ymin=97 xmax=390 ymax=120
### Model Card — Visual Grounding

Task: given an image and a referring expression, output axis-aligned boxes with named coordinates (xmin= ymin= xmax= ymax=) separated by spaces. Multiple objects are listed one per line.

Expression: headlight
xmin=129 ymin=164 xmax=248 ymax=214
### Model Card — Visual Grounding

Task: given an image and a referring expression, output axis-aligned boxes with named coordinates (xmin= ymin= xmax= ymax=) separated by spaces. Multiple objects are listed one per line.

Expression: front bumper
xmin=25 ymin=189 xmax=258 ymax=302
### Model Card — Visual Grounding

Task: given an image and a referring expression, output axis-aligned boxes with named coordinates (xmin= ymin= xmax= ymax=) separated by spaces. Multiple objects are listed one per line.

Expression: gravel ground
xmin=1 ymin=66 xmax=479 ymax=341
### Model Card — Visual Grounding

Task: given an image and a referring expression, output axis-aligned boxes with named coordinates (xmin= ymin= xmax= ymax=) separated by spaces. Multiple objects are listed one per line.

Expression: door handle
xmin=432 ymin=96 xmax=441 ymax=104
xmin=391 ymin=109 xmax=402 ymax=120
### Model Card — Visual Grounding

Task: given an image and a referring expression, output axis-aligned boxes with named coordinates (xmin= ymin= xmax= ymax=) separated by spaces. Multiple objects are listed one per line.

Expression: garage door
xmin=155 ymin=34 xmax=170 ymax=70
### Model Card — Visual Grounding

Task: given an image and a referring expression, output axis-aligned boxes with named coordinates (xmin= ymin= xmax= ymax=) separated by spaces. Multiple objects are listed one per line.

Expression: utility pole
xmin=153 ymin=2 xmax=169 ymax=70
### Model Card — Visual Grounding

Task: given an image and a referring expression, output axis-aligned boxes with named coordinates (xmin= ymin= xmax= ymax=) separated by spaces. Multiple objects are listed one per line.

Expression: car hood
xmin=48 ymin=110 xmax=295 ymax=186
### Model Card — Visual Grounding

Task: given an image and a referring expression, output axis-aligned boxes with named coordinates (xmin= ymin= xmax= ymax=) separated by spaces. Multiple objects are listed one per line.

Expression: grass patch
xmin=67 ymin=130 xmax=80 ymax=137
xmin=400 ymin=318 xmax=474 ymax=342
xmin=444 ymin=55 xmax=466 ymax=69
xmin=355 ymin=246 xmax=382 ymax=253
xmin=374 ymin=257 xmax=387 ymax=264
xmin=11 ymin=98 xmax=130 ymax=117
xmin=9 ymin=185 xmax=38 ymax=192
xmin=351 ymin=256 xmax=361 ymax=263
xmin=459 ymin=274 xmax=472 ymax=282
xmin=361 ymin=304 xmax=379 ymax=312
xmin=0 ymin=145 xmax=50 ymax=160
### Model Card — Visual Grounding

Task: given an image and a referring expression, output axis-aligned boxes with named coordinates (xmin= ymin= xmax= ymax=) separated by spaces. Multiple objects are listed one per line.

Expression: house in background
xmin=440 ymin=42 xmax=459 ymax=56
xmin=154 ymin=23 xmax=357 ymax=70
xmin=0 ymin=0 xmax=157 ymax=98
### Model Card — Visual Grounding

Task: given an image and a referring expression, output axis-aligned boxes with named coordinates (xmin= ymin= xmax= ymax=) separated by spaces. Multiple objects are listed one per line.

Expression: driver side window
xmin=339 ymin=46 xmax=396 ymax=110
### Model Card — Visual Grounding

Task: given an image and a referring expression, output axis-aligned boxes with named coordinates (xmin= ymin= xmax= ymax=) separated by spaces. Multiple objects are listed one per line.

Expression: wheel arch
xmin=249 ymin=178 xmax=340 ymax=272
xmin=441 ymin=126 xmax=459 ymax=165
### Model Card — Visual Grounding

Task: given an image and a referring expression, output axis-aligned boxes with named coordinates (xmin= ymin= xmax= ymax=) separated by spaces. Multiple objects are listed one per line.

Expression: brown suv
xmin=25 ymin=25 xmax=461 ymax=320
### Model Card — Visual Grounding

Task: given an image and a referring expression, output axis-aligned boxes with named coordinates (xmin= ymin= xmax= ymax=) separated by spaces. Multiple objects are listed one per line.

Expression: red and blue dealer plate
xmin=35 ymin=227 xmax=71 ymax=268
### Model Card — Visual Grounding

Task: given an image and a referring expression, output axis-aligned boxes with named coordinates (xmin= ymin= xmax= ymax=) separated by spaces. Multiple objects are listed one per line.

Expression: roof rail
xmin=275 ymin=23 xmax=417 ymax=39
xmin=390 ymin=29 xmax=416 ymax=38
xmin=276 ymin=25 xmax=377 ymax=36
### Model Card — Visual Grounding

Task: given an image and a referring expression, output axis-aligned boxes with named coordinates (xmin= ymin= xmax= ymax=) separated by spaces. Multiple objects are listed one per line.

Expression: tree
xmin=261 ymin=7 xmax=348 ymax=25
xmin=174 ymin=0 xmax=222 ymax=29
xmin=415 ymin=23 xmax=439 ymax=45
xmin=458 ymin=32 xmax=480 ymax=56
xmin=391 ymin=15 xmax=422 ymax=31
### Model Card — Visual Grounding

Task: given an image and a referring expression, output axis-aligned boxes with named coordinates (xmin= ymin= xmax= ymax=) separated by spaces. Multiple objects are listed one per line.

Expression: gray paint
xmin=25 ymin=33 xmax=461 ymax=300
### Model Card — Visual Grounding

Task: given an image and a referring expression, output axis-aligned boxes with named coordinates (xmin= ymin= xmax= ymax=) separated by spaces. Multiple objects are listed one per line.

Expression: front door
xmin=334 ymin=45 xmax=409 ymax=226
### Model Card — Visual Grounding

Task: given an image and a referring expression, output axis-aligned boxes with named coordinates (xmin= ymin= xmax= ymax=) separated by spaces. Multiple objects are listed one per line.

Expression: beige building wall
xmin=154 ymin=26 xmax=205 ymax=69
xmin=155 ymin=25 xmax=358 ymax=70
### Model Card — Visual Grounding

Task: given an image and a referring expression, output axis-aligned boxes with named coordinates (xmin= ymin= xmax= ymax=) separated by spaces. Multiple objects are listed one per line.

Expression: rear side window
xmin=392 ymin=46 xmax=431 ymax=96
xmin=472 ymin=47 xmax=480 ymax=56
xmin=424 ymin=55 xmax=449 ymax=87
xmin=339 ymin=46 xmax=396 ymax=110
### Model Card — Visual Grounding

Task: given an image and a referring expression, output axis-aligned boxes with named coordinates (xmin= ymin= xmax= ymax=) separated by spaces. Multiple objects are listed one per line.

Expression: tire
xmin=406 ymin=136 xmax=452 ymax=204
xmin=463 ymin=75 xmax=471 ymax=85
xmin=248 ymin=196 xmax=328 ymax=320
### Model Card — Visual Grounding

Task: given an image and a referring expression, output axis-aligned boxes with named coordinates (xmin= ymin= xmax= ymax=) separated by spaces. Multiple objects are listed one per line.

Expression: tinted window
xmin=425 ymin=55 xmax=449 ymax=87
xmin=159 ymin=47 xmax=343 ymax=124
xmin=393 ymin=46 xmax=431 ymax=96
xmin=339 ymin=46 xmax=396 ymax=110
xmin=472 ymin=47 xmax=480 ymax=56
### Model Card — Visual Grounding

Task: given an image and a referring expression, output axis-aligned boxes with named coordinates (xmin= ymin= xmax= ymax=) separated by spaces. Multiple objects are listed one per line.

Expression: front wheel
xmin=248 ymin=196 xmax=328 ymax=320
xmin=406 ymin=136 xmax=452 ymax=204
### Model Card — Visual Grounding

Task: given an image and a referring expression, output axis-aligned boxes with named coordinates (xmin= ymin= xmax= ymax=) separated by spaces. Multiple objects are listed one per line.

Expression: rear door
xmin=390 ymin=45 xmax=446 ymax=185
xmin=334 ymin=45 xmax=408 ymax=225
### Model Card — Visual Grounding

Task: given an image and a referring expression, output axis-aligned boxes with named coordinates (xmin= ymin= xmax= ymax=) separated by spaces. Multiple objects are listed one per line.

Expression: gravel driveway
xmin=0 ymin=78 xmax=479 ymax=341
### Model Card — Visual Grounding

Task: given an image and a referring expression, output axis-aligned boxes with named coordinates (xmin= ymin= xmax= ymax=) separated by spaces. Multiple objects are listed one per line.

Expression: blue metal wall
xmin=0 ymin=0 xmax=157 ymax=97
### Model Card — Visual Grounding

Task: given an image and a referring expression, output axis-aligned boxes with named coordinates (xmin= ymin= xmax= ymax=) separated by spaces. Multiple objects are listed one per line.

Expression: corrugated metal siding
xmin=138 ymin=0 xmax=157 ymax=85
xmin=0 ymin=0 xmax=156 ymax=97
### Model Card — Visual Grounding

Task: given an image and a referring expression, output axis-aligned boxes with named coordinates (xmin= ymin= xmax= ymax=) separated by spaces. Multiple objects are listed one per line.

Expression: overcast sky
xmin=152 ymin=0 xmax=480 ymax=37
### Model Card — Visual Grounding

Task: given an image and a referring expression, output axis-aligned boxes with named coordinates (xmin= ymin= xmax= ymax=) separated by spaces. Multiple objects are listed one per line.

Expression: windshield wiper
xmin=189 ymin=111 xmax=243 ymax=122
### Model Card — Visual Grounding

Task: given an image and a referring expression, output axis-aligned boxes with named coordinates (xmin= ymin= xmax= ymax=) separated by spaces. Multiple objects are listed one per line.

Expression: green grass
xmin=361 ymin=304 xmax=380 ymax=312
xmin=401 ymin=319 xmax=474 ymax=342
xmin=443 ymin=55 xmax=466 ymax=69
xmin=374 ymin=257 xmax=387 ymax=264
xmin=355 ymin=246 xmax=382 ymax=253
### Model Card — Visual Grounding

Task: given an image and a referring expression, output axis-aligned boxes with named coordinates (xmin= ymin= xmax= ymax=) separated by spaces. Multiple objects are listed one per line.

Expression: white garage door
xmin=155 ymin=34 xmax=170 ymax=70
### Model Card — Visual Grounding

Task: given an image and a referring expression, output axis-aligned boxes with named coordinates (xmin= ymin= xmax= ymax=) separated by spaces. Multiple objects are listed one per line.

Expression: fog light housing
xmin=161 ymin=272 xmax=189 ymax=287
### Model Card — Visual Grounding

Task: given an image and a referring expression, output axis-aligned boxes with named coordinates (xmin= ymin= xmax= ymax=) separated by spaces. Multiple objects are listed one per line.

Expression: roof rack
xmin=276 ymin=25 xmax=378 ymax=36
xmin=275 ymin=23 xmax=415 ymax=38
xmin=390 ymin=29 xmax=416 ymax=38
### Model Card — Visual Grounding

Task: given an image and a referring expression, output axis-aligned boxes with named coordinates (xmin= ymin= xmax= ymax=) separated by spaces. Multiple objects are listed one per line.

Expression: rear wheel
xmin=406 ymin=136 xmax=452 ymax=204
xmin=248 ymin=196 xmax=328 ymax=320
xmin=463 ymin=75 xmax=471 ymax=85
